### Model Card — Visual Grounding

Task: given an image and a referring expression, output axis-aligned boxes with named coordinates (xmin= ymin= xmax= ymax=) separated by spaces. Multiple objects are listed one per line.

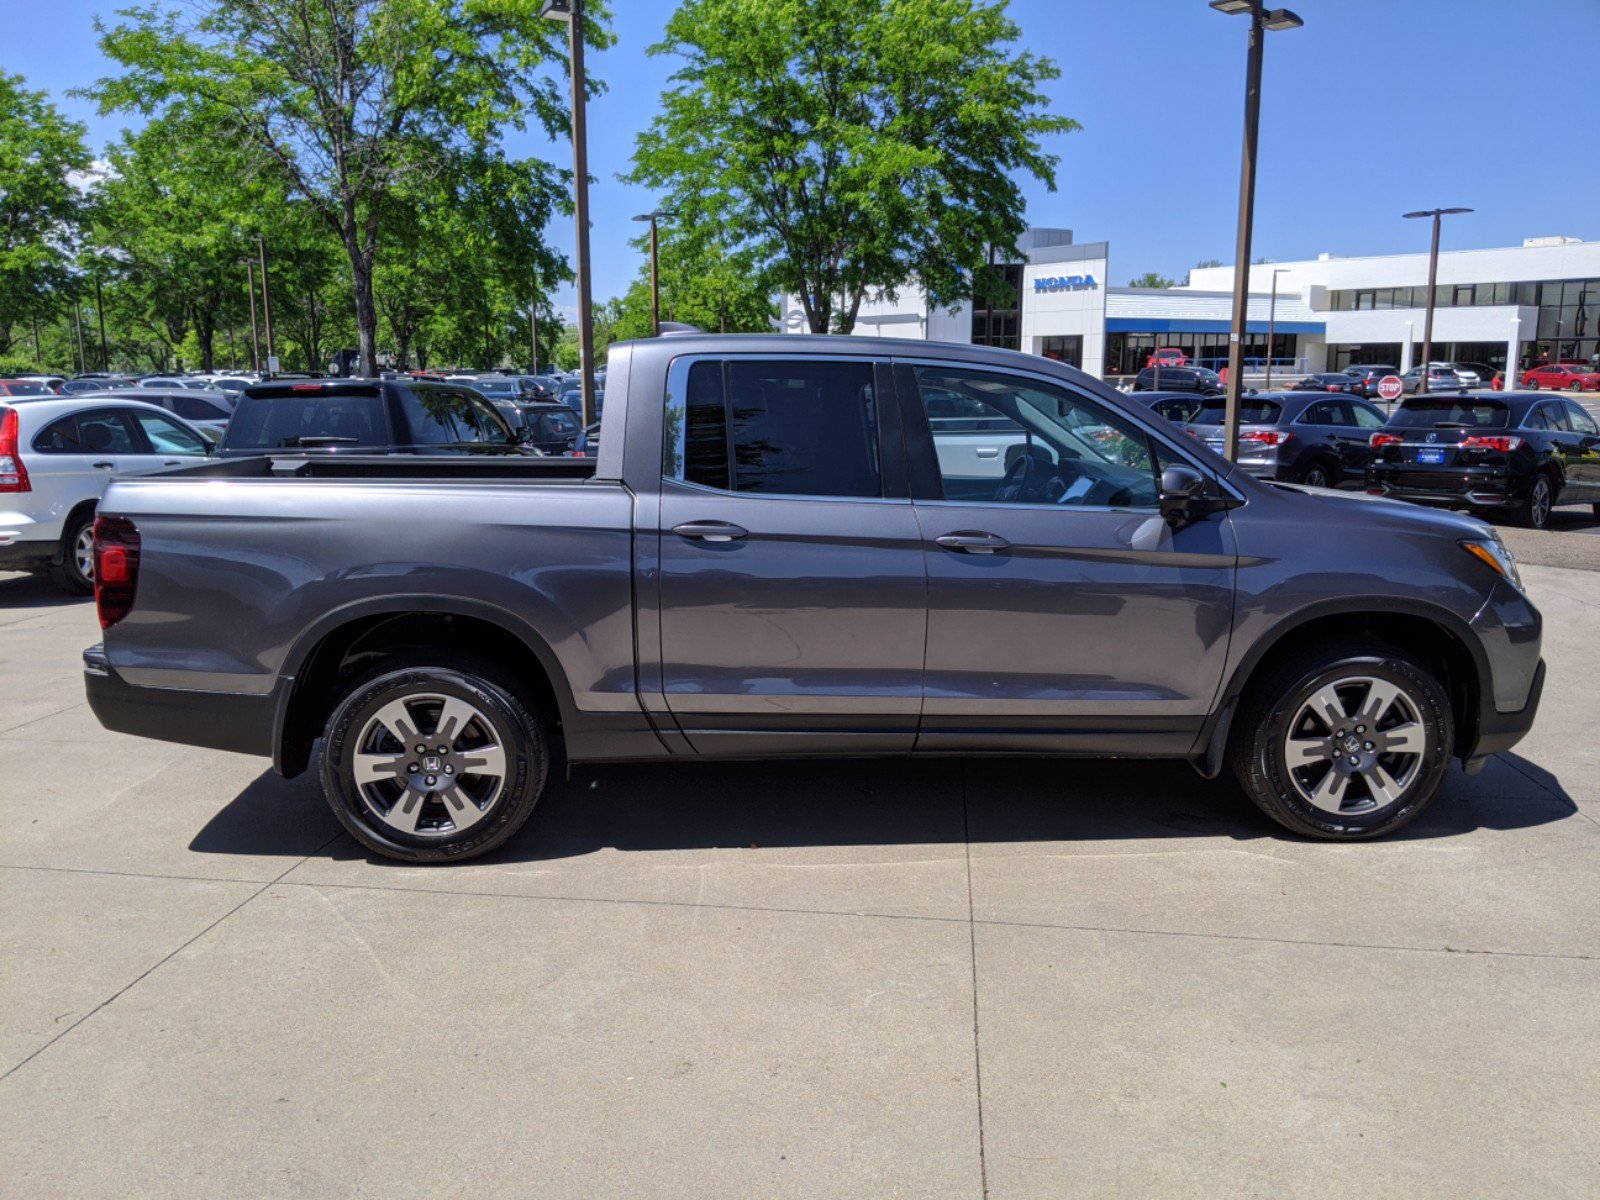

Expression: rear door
xmin=654 ymin=355 xmax=928 ymax=755
xmin=1555 ymin=402 xmax=1600 ymax=497
xmin=123 ymin=408 xmax=212 ymax=474
xmin=897 ymin=360 xmax=1237 ymax=755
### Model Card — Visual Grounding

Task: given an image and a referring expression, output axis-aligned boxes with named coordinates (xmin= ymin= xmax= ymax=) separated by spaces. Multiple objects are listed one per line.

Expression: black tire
xmin=1591 ymin=502 xmax=1600 ymax=522
xmin=1515 ymin=471 xmax=1556 ymax=531
xmin=1295 ymin=459 xmax=1335 ymax=488
xmin=1229 ymin=638 xmax=1453 ymax=840
xmin=320 ymin=653 xmax=548 ymax=863
xmin=50 ymin=509 xmax=97 ymax=595
xmin=1524 ymin=378 xmax=1539 ymax=390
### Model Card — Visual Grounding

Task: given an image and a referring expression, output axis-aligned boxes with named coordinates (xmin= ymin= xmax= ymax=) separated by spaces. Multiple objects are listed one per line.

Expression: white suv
xmin=0 ymin=396 xmax=212 ymax=593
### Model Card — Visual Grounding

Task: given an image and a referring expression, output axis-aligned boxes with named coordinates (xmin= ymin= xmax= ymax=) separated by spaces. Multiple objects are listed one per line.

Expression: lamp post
xmin=253 ymin=233 xmax=277 ymax=377
xmin=1211 ymin=0 xmax=1303 ymax=461
xmin=542 ymin=0 xmax=598 ymax=428
xmin=632 ymin=210 xmax=677 ymax=336
xmin=1263 ymin=267 xmax=1287 ymax=391
xmin=241 ymin=260 xmax=261 ymax=373
xmin=93 ymin=273 xmax=109 ymax=372
xmin=1402 ymin=207 xmax=1472 ymax=393
xmin=1505 ymin=316 xmax=1520 ymax=392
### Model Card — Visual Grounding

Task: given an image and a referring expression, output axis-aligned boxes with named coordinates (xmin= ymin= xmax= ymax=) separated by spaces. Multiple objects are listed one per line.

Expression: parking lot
xmin=2 ymin=545 xmax=1597 ymax=1198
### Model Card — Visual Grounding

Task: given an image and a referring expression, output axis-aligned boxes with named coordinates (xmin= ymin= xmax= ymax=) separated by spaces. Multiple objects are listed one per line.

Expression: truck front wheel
xmin=320 ymin=654 xmax=548 ymax=863
xmin=1228 ymin=639 xmax=1453 ymax=839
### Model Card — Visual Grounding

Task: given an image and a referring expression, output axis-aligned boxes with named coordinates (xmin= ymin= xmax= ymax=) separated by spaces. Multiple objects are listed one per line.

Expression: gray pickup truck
xmin=83 ymin=335 xmax=1544 ymax=862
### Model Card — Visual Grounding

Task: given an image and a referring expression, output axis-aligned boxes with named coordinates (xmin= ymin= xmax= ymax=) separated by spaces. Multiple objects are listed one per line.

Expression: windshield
xmin=1389 ymin=399 xmax=1511 ymax=430
xmin=224 ymin=392 xmax=389 ymax=449
xmin=472 ymin=379 xmax=519 ymax=397
xmin=1187 ymin=397 xmax=1283 ymax=425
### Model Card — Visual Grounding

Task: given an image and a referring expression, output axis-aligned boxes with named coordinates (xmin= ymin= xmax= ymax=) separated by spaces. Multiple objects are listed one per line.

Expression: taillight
xmin=1238 ymin=430 xmax=1289 ymax=446
xmin=0 ymin=407 xmax=30 ymax=493
xmin=1369 ymin=433 xmax=1403 ymax=447
xmin=93 ymin=516 xmax=141 ymax=629
xmin=1461 ymin=435 xmax=1523 ymax=452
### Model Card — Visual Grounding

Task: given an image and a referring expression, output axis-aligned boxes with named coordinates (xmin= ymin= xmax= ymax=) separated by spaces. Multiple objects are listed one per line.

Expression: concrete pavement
xmin=2 ymin=563 xmax=1596 ymax=1198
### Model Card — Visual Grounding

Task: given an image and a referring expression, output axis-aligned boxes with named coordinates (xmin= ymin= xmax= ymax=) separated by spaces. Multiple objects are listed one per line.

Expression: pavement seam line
xmin=961 ymin=761 xmax=990 ymax=1200
xmin=0 ymin=830 xmax=347 ymax=1083
xmin=0 ymin=700 xmax=87 ymax=738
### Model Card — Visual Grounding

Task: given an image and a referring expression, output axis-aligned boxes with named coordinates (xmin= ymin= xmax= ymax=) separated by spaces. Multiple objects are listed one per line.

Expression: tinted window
xmin=1300 ymin=401 xmax=1348 ymax=426
xmin=1151 ymin=397 xmax=1205 ymax=423
xmin=1188 ymin=398 xmax=1282 ymax=425
xmin=914 ymin=366 xmax=1162 ymax=509
xmin=1389 ymin=400 xmax=1511 ymax=430
xmin=171 ymin=394 xmax=230 ymax=421
xmin=75 ymin=409 xmax=140 ymax=454
xmin=532 ymin=409 xmax=580 ymax=439
xmin=665 ymin=359 xmax=882 ymax=499
xmin=398 ymin=388 xmax=509 ymax=445
xmin=33 ymin=416 xmax=84 ymax=453
xmin=226 ymin=391 xmax=390 ymax=449
xmin=130 ymin=410 xmax=209 ymax=455
xmin=1565 ymin=404 xmax=1599 ymax=436
xmin=1350 ymin=402 xmax=1387 ymax=430
xmin=0 ymin=381 xmax=50 ymax=395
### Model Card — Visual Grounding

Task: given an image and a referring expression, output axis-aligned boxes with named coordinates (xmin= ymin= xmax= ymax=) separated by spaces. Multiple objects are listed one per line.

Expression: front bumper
xmin=1466 ymin=658 xmax=1544 ymax=767
xmin=84 ymin=644 xmax=278 ymax=758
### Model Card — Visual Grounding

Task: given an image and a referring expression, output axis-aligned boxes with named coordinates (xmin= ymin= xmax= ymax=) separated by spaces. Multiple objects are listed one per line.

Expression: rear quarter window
xmin=1390 ymin=400 xmax=1511 ymax=430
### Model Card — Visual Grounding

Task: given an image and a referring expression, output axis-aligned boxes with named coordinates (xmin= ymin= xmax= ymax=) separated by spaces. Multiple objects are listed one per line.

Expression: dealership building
xmin=781 ymin=227 xmax=1600 ymax=381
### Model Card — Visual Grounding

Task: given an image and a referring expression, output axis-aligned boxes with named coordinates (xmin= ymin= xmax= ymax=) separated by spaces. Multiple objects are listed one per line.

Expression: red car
xmin=1521 ymin=364 xmax=1599 ymax=392
xmin=1145 ymin=347 xmax=1188 ymax=368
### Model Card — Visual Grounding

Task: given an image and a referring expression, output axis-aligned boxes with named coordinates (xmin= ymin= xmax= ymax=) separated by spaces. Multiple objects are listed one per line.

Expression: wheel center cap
xmin=1340 ymin=734 xmax=1362 ymax=755
xmin=422 ymin=755 xmax=442 ymax=772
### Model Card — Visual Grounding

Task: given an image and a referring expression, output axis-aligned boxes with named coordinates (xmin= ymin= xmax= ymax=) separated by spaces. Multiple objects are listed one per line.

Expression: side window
xmin=1300 ymin=401 xmax=1345 ymax=426
xmin=74 ymin=409 xmax=140 ymax=455
xmin=911 ymin=366 xmax=1162 ymax=509
xmin=1539 ymin=404 xmax=1570 ymax=432
xmin=399 ymin=388 xmax=508 ymax=445
xmin=172 ymin=395 xmax=225 ymax=422
xmin=129 ymin=410 xmax=208 ymax=455
xmin=1522 ymin=406 xmax=1550 ymax=432
xmin=1350 ymin=402 xmax=1387 ymax=430
xmin=665 ymin=358 xmax=882 ymax=498
xmin=32 ymin=415 xmax=83 ymax=453
xmin=1564 ymin=403 xmax=1598 ymax=436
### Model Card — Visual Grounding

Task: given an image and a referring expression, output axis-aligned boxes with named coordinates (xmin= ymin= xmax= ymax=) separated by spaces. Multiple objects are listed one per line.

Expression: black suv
xmin=1132 ymin=365 xmax=1223 ymax=395
xmin=219 ymin=380 xmax=531 ymax=457
xmin=1365 ymin=393 xmax=1600 ymax=529
xmin=1294 ymin=373 xmax=1362 ymax=395
xmin=1148 ymin=391 xmax=1389 ymax=488
xmin=1342 ymin=365 xmax=1400 ymax=399
xmin=516 ymin=400 xmax=585 ymax=455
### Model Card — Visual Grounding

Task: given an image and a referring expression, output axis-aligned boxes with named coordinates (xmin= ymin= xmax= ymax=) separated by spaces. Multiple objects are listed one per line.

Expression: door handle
xmin=974 ymin=447 xmax=1000 ymax=459
xmin=163 ymin=460 xmax=182 ymax=466
xmin=935 ymin=531 xmax=1011 ymax=554
xmin=92 ymin=461 xmax=116 ymax=470
xmin=672 ymin=520 xmax=748 ymax=543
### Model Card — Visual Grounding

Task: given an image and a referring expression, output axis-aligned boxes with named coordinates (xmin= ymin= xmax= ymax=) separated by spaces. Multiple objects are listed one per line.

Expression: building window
xmin=1038 ymin=335 xmax=1082 ymax=368
xmin=972 ymin=261 xmax=1024 ymax=351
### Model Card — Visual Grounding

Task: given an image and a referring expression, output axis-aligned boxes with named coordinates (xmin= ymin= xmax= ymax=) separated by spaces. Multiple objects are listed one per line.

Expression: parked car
xmin=1172 ymin=391 xmax=1389 ymax=487
xmin=82 ymin=335 xmax=1542 ymax=862
xmin=1443 ymin=363 xmax=1483 ymax=388
xmin=1293 ymin=373 xmax=1362 ymax=395
xmin=1400 ymin=365 xmax=1464 ymax=394
xmin=513 ymin=375 xmax=561 ymax=401
xmin=1521 ymin=364 xmax=1599 ymax=392
xmin=60 ymin=376 xmax=136 ymax=395
xmin=1342 ymin=365 xmax=1401 ymax=399
xmin=1365 ymin=394 xmax=1600 ymax=529
xmin=1132 ymin=365 xmax=1223 ymax=395
xmin=447 ymin=375 xmax=532 ymax=431
xmin=137 ymin=376 xmax=221 ymax=392
xmin=0 ymin=379 xmax=56 ymax=397
xmin=515 ymin=401 xmax=585 ymax=456
xmin=82 ymin=388 xmax=235 ymax=443
xmin=0 ymin=395 xmax=212 ymax=592
xmin=14 ymin=375 xmax=67 ymax=393
xmin=1145 ymin=347 xmax=1188 ymax=369
xmin=217 ymin=379 xmax=534 ymax=458
xmin=1453 ymin=363 xmax=1497 ymax=388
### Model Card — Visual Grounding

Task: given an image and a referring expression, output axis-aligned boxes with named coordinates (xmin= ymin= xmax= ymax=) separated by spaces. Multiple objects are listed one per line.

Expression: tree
xmin=629 ymin=0 xmax=1075 ymax=335
xmin=610 ymin=231 xmax=774 ymax=340
xmin=92 ymin=0 xmax=609 ymax=376
xmin=0 ymin=73 xmax=92 ymax=360
xmin=1128 ymin=272 xmax=1175 ymax=289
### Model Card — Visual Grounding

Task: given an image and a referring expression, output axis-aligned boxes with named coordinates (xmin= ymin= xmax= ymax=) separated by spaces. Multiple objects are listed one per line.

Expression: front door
xmin=897 ymin=362 xmax=1238 ymax=755
xmin=654 ymin=355 xmax=927 ymax=755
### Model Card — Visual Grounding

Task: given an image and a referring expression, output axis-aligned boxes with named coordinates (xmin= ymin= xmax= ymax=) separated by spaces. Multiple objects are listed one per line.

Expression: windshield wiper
xmin=277 ymin=436 xmax=360 ymax=447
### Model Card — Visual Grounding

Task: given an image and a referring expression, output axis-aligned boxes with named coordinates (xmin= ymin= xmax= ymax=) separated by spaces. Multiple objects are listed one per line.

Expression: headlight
xmin=1460 ymin=537 xmax=1523 ymax=593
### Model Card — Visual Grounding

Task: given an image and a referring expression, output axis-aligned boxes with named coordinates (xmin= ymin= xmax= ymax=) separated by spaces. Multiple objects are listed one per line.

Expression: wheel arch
xmin=272 ymin=595 xmax=576 ymax=778
xmin=54 ymin=498 xmax=100 ymax=565
xmin=1192 ymin=599 xmax=1487 ymax=778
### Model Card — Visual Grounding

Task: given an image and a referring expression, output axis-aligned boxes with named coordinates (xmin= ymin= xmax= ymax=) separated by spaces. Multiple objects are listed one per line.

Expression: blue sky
xmin=10 ymin=0 xmax=1599 ymax=313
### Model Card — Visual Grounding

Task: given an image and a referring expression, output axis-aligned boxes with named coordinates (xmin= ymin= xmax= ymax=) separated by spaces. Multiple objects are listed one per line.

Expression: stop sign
xmin=1378 ymin=374 xmax=1403 ymax=402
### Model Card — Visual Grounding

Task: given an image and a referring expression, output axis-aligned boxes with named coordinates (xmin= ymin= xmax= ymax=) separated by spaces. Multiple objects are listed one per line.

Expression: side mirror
xmin=1159 ymin=465 xmax=1211 ymax=529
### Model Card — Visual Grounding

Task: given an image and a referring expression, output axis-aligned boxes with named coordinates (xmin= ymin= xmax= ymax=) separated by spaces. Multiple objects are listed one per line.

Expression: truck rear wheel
xmin=320 ymin=654 xmax=548 ymax=863
xmin=1228 ymin=639 xmax=1453 ymax=840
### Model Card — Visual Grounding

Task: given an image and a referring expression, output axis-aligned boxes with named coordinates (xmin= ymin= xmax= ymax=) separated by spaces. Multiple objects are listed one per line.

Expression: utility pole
xmin=1403 ymin=208 xmax=1472 ymax=394
xmin=255 ymin=234 xmax=276 ymax=376
xmin=94 ymin=274 xmax=110 ymax=371
xmin=543 ymin=0 xmax=597 ymax=427
xmin=243 ymin=260 xmax=261 ymax=372
xmin=529 ymin=272 xmax=540 ymax=375
xmin=632 ymin=210 xmax=676 ymax=336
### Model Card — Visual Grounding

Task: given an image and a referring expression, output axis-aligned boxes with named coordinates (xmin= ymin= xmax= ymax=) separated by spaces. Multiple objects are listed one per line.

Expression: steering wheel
xmin=999 ymin=449 xmax=1056 ymax=503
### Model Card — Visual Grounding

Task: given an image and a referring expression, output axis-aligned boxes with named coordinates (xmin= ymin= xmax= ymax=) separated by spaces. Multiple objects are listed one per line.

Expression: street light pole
xmin=543 ymin=0 xmax=597 ymax=428
xmin=94 ymin=273 xmax=109 ymax=372
xmin=632 ymin=210 xmax=677 ymax=336
xmin=1402 ymin=207 xmax=1472 ymax=394
xmin=1211 ymin=0 xmax=1302 ymax=461
xmin=243 ymin=260 xmax=261 ymax=373
xmin=1264 ymin=267 xmax=1287 ymax=391
xmin=254 ymin=234 xmax=277 ymax=376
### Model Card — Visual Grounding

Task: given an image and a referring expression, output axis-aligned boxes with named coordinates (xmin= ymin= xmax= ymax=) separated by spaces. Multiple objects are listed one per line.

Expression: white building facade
xmin=781 ymin=228 xmax=1599 ymax=382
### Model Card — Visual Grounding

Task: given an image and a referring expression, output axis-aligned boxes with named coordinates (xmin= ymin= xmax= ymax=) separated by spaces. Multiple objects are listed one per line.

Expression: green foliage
xmin=1128 ymin=272 xmax=1176 ymax=289
xmin=630 ymin=0 xmax=1076 ymax=335
xmin=0 ymin=73 xmax=92 ymax=357
xmin=609 ymin=231 xmax=775 ymax=341
xmin=89 ymin=0 xmax=609 ymax=375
